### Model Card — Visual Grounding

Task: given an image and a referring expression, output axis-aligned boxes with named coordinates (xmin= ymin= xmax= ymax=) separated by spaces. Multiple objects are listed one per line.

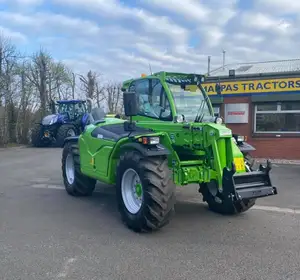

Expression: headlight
xmin=175 ymin=115 xmax=184 ymax=123
xmin=215 ymin=117 xmax=223 ymax=124
xmin=237 ymin=135 xmax=244 ymax=142
xmin=148 ymin=137 xmax=160 ymax=145
xmin=137 ymin=136 xmax=160 ymax=145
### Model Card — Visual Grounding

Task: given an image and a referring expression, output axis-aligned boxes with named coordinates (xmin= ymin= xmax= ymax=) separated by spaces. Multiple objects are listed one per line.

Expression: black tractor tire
xmin=62 ymin=142 xmax=96 ymax=196
xmin=56 ymin=124 xmax=77 ymax=147
xmin=116 ymin=150 xmax=176 ymax=233
xmin=30 ymin=124 xmax=48 ymax=147
xmin=199 ymin=180 xmax=256 ymax=215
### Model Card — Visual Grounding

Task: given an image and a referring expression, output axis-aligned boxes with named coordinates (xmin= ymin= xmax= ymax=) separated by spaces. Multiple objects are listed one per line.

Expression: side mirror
xmin=215 ymin=83 xmax=222 ymax=95
xmin=123 ymin=91 xmax=138 ymax=117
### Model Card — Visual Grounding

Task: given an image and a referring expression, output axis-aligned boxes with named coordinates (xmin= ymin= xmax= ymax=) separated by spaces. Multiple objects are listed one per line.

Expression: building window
xmin=254 ymin=102 xmax=300 ymax=133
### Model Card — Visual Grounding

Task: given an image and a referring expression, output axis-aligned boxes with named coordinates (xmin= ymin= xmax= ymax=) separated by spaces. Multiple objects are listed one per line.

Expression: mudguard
xmin=120 ymin=143 xmax=170 ymax=157
xmin=238 ymin=142 xmax=256 ymax=153
xmin=63 ymin=136 xmax=79 ymax=146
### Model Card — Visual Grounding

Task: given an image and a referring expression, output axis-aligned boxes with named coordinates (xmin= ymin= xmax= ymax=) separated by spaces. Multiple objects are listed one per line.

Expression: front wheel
xmin=62 ymin=142 xmax=96 ymax=196
xmin=116 ymin=150 xmax=176 ymax=233
xmin=29 ymin=124 xmax=49 ymax=147
xmin=56 ymin=125 xmax=77 ymax=147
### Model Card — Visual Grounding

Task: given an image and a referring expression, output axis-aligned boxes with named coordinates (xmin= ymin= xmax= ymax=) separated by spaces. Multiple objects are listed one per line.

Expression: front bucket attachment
xmin=222 ymin=160 xmax=278 ymax=201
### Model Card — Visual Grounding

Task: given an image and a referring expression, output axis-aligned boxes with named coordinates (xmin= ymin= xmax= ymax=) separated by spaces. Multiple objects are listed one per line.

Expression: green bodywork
xmin=78 ymin=72 xmax=245 ymax=191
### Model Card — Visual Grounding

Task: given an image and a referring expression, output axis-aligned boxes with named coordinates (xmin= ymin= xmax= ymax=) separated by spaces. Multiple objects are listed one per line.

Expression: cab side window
xmin=135 ymin=79 xmax=153 ymax=117
xmin=129 ymin=78 xmax=172 ymax=120
xmin=150 ymin=79 xmax=172 ymax=120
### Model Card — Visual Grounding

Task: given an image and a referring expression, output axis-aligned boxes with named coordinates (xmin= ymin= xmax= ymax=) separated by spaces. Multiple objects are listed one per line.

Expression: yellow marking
xmin=90 ymin=157 xmax=94 ymax=165
xmin=234 ymin=157 xmax=245 ymax=172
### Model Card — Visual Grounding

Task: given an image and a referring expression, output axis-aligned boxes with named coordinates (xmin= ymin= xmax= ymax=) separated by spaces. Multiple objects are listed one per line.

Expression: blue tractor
xmin=29 ymin=99 xmax=92 ymax=147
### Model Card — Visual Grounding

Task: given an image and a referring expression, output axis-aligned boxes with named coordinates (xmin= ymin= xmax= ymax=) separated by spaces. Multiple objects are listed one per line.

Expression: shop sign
xmin=203 ymin=77 xmax=300 ymax=95
xmin=225 ymin=103 xmax=249 ymax=123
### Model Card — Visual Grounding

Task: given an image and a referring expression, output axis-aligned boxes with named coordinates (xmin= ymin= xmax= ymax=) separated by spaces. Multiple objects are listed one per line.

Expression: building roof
xmin=207 ymin=59 xmax=300 ymax=77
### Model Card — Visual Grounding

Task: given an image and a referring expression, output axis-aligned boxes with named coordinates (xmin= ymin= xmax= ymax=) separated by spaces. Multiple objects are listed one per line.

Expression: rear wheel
xmin=62 ymin=142 xmax=96 ymax=196
xmin=199 ymin=180 xmax=256 ymax=215
xmin=56 ymin=124 xmax=77 ymax=147
xmin=116 ymin=150 xmax=176 ymax=233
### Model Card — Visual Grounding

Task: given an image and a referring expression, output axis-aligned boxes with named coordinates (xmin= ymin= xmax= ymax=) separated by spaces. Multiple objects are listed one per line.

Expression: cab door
xmin=129 ymin=78 xmax=172 ymax=122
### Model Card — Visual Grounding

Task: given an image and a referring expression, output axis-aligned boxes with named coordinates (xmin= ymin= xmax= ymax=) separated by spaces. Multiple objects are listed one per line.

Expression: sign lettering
xmin=228 ymin=111 xmax=245 ymax=116
xmin=203 ymin=77 xmax=300 ymax=95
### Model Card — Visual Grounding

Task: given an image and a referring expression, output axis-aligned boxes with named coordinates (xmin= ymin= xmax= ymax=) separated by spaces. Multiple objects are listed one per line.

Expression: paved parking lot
xmin=0 ymin=146 xmax=300 ymax=280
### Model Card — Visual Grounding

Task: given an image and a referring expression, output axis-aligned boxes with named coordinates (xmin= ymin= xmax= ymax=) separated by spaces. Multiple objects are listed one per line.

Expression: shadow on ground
xmin=65 ymin=183 xmax=252 ymax=234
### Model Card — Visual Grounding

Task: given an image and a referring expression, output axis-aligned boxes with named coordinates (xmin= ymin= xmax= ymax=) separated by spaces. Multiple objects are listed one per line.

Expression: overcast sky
xmin=0 ymin=0 xmax=297 ymax=82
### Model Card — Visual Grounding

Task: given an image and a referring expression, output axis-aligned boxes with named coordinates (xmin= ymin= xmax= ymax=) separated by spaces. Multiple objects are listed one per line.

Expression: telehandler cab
xmin=61 ymin=72 xmax=278 ymax=233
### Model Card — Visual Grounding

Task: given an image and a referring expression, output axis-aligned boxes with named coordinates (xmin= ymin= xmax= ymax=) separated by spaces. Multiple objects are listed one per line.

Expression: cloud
xmin=0 ymin=0 xmax=43 ymax=7
xmin=52 ymin=0 xmax=130 ymax=17
xmin=0 ymin=11 xmax=101 ymax=36
xmin=0 ymin=26 xmax=26 ymax=42
xmin=254 ymin=0 xmax=300 ymax=14
xmin=52 ymin=0 xmax=189 ymax=43
xmin=0 ymin=0 xmax=299 ymax=83
xmin=15 ymin=0 xmax=43 ymax=5
xmin=142 ymin=0 xmax=211 ymax=22
xmin=197 ymin=26 xmax=225 ymax=48
xmin=240 ymin=12 xmax=295 ymax=35
xmin=143 ymin=0 xmax=238 ymax=27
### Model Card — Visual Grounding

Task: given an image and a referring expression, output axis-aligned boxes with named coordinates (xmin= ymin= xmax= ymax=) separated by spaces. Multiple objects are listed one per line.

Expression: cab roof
xmin=122 ymin=71 xmax=206 ymax=89
xmin=56 ymin=100 xmax=86 ymax=104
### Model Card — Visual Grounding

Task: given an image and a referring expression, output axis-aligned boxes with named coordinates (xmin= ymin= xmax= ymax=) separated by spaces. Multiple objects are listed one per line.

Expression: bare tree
xmin=79 ymin=70 xmax=98 ymax=99
xmin=103 ymin=81 xmax=123 ymax=114
xmin=95 ymin=81 xmax=105 ymax=108
xmin=14 ymin=61 xmax=38 ymax=143
xmin=0 ymin=35 xmax=21 ymax=144
xmin=25 ymin=49 xmax=51 ymax=117
xmin=51 ymin=61 xmax=72 ymax=100
xmin=65 ymin=69 xmax=77 ymax=99
xmin=79 ymin=70 xmax=107 ymax=109
xmin=24 ymin=49 xmax=70 ymax=118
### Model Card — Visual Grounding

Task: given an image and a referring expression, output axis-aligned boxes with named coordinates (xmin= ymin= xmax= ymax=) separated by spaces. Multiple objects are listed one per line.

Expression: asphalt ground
xmin=0 ymin=146 xmax=300 ymax=280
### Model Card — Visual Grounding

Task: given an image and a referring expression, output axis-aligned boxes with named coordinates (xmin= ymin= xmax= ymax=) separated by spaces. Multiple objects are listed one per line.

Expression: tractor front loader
xmin=61 ymin=72 xmax=278 ymax=233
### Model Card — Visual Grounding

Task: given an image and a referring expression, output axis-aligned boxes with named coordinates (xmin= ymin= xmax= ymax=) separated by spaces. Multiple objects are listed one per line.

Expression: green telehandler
xmin=61 ymin=72 xmax=278 ymax=233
